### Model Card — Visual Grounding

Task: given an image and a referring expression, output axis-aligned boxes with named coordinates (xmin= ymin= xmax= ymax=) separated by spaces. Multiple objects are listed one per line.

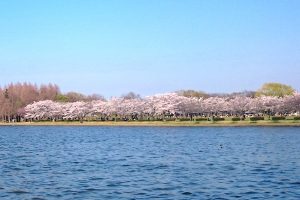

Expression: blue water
xmin=0 ymin=126 xmax=299 ymax=200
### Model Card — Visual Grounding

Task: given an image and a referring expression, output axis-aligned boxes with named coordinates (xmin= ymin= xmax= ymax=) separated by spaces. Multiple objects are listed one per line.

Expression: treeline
xmin=176 ymin=83 xmax=295 ymax=98
xmin=0 ymin=82 xmax=104 ymax=122
xmin=1 ymin=82 xmax=298 ymax=122
xmin=24 ymin=92 xmax=300 ymax=122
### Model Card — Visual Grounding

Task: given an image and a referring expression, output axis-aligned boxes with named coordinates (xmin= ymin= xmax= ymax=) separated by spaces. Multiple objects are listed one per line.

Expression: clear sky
xmin=0 ymin=0 xmax=299 ymax=97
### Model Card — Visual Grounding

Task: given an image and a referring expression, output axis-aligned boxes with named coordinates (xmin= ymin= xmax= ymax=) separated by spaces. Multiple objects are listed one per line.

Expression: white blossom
xmin=24 ymin=92 xmax=300 ymax=120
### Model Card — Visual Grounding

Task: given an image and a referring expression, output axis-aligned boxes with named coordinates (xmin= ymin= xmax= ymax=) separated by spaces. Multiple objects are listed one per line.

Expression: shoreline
xmin=1 ymin=121 xmax=300 ymax=127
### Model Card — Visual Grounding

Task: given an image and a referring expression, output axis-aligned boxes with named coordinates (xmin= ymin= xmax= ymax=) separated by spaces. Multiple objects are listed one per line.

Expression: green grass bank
xmin=1 ymin=120 xmax=300 ymax=127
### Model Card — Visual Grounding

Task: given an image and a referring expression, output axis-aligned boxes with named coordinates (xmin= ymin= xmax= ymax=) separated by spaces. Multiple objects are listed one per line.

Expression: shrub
xmin=231 ymin=117 xmax=241 ymax=121
xmin=178 ymin=118 xmax=191 ymax=121
xmin=271 ymin=116 xmax=286 ymax=120
xmin=294 ymin=116 xmax=300 ymax=120
xmin=164 ymin=118 xmax=175 ymax=121
xmin=213 ymin=117 xmax=225 ymax=121
xmin=195 ymin=118 xmax=208 ymax=121
xmin=142 ymin=118 xmax=163 ymax=121
xmin=250 ymin=117 xmax=265 ymax=121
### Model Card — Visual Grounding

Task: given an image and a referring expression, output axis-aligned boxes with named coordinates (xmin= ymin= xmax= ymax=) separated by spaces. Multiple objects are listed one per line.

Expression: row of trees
xmin=177 ymin=83 xmax=295 ymax=99
xmin=0 ymin=83 xmax=60 ymax=122
xmin=0 ymin=83 xmax=104 ymax=122
xmin=24 ymin=92 xmax=300 ymax=122
xmin=1 ymin=82 xmax=298 ymax=122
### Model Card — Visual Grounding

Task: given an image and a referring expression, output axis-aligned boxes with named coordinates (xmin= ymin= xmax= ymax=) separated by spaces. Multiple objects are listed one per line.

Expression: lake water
xmin=0 ymin=126 xmax=299 ymax=199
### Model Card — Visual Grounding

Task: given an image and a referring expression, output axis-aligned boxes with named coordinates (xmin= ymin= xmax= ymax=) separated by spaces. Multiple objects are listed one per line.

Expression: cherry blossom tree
xmin=202 ymin=97 xmax=229 ymax=115
xmin=24 ymin=100 xmax=62 ymax=120
xmin=282 ymin=92 xmax=300 ymax=114
xmin=62 ymin=101 xmax=92 ymax=120
xmin=23 ymin=91 xmax=300 ymax=121
xmin=227 ymin=96 xmax=252 ymax=116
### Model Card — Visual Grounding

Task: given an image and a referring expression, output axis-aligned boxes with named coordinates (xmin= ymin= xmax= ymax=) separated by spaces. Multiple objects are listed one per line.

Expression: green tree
xmin=55 ymin=94 xmax=69 ymax=102
xmin=176 ymin=90 xmax=208 ymax=99
xmin=256 ymin=82 xmax=295 ymax=97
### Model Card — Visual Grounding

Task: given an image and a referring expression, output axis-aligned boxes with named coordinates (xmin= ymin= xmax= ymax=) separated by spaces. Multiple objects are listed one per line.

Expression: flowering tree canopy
xmin=24 ymin=92 xmax=300 ymax=121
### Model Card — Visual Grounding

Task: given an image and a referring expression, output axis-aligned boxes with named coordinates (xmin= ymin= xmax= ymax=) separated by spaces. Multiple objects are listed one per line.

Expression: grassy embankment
xmin=1 ymin=117 xmax=300 ymax=127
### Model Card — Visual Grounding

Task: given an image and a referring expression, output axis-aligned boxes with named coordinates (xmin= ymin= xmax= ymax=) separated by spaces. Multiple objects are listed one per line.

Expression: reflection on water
xmin=0 ymin=126 xmax=299 ymax=199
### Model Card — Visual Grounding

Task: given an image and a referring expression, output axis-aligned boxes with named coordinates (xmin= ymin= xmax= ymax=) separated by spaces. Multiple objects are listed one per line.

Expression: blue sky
xmin=0 ymin=0 xmax=299 ymax=97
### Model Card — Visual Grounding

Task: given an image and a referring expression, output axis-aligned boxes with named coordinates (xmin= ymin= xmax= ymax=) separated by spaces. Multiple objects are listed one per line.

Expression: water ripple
xmin=0 ymin=126 xmax=300 ymax=199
